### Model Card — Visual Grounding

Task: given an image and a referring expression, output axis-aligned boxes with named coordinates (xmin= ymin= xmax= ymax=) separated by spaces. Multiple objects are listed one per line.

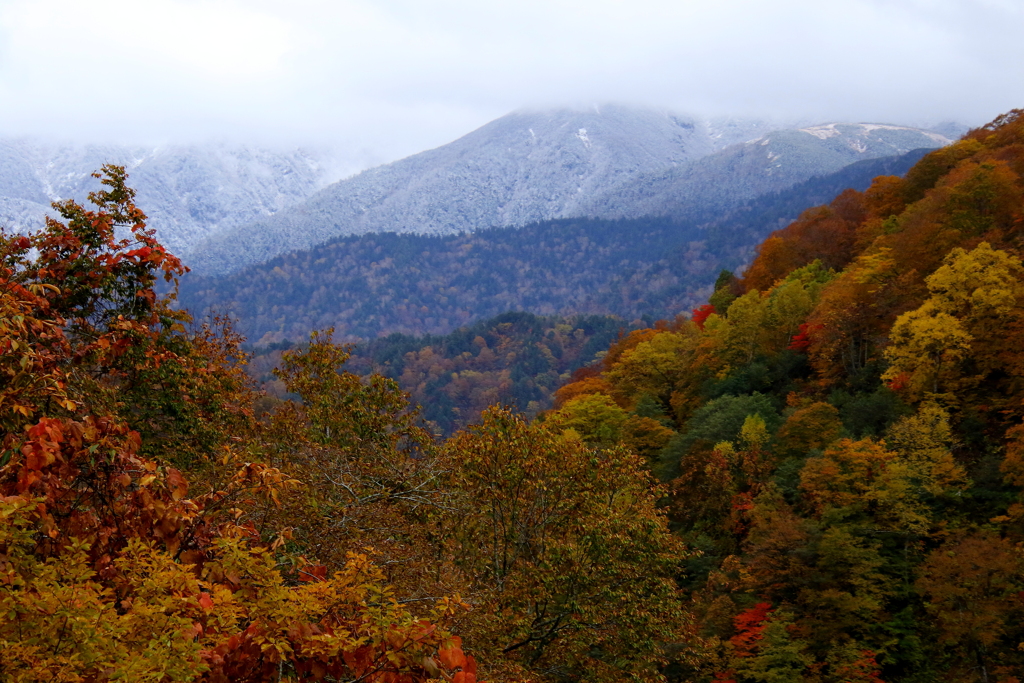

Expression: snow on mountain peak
xmin=800 ymin=124 xmax=843 ymax=140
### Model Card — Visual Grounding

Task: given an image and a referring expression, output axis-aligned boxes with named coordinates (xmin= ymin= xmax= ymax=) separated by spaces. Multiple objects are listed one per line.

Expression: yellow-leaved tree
xmin=883 ymin=242 xmax=1024 ymax=408
xmin=440 ymin=408 xmax=701 ymax=682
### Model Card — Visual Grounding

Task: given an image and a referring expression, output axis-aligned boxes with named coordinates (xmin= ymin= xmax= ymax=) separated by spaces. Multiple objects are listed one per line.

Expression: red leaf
xmin=885 ymin=372 xmax=911 ymax=391
xmin=730 ymin=603 xmax=772 ymax=657
xmin=691 ymin=304 xmax=716 ymax=330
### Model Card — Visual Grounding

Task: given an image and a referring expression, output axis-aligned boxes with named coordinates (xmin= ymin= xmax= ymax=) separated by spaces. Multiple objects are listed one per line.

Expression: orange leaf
xmin=439 ymin=645 xmax=467 ymax=670
xmin=299 ymin=564 xmax=328 ymax=582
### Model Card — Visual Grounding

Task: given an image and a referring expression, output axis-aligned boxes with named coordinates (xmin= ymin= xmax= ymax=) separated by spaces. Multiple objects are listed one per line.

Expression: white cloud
xmin=2 ymin=0 xmax=293 ymax=79
xmin=0 ymin=0 xmax=1021 ymax=163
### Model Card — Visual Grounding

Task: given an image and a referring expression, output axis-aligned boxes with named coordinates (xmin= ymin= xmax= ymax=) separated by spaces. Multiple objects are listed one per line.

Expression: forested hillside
xmin=3 ymin=108 xmax=1023 ymax=683
xmin=541 ymin=109 xmax=1024 ymax=681
xmin=0 ymin=168 xmax=688 ymax=682
xmin=178 ymin=149 xmax=932 ymax=345
xmin=249 ymin=312 xmax=632 ymax=435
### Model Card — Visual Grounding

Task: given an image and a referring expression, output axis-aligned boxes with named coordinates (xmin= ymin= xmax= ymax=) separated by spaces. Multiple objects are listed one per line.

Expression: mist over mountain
xmin=0 ymin=139 xmax=350 ymax=255
xmin=187 ymin=108 xmax=950 ymax=275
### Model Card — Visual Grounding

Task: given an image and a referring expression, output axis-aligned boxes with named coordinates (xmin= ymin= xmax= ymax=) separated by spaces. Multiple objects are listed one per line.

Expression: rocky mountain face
xmin=0 ymin=139 xmax=348 ymax=256
xmin=188 ymin=108 xmax=950 ymax=275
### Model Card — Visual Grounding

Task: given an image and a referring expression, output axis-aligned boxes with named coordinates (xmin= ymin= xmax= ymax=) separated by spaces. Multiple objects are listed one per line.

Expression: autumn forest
xmin=3 ymin=109 xmax=1024 ymax=683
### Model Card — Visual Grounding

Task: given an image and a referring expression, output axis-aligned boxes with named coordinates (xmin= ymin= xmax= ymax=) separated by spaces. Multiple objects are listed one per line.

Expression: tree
xmin=883 ymin=402 xmax=966 ymax=496
xmin=804 ymin=248 xmax=899 ymax=383
xmin=863 ymin=174 xmax=910 ymax=221
xmin=441 ymin=408 xmax=694 ymax=682
xmin=0 ymin=496 xmax=473 ymax=683
xmin=800 ymin=437 xmax=945 ymax=535
xmin=727 ymin=610 xmax=812 ymax=683
xmin=604 ymin=328 xmax=695 ymax=407
xmin=246 ymin=329 xmax=465 ymax=609
xmin=740 ymin=190 xmax=863 ymax=294
xmin=773 ymin=402 xmax=843 ymax=460
xmin=883 ymin=243 xmax=1024 ymax=407
xmin=658 ymin=393 xmax=781 ymax=482
xmin=0 ymin=167 xmax=479 ymax=682
xmin=547 ymin=392 xmax=630 ymax=445
xmin=882 ymin=303 xmax=972 ymax=399
xmin=915 ymin=532 xmax=1024 ymax=682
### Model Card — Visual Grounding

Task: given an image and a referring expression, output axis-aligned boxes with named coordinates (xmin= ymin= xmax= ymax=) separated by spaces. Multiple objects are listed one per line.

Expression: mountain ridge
xmin=579 ymin=122 xmax=952 ymax=220
xmin=176 ymin=148 xmax=933 ymax=345
xmin=187 ymin=109 xmax=950 ymax=275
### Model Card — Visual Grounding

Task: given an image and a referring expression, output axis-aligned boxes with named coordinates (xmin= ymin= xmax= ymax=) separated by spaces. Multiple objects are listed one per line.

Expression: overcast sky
xmin=0 ymin=0 xmax=1021 ymax=167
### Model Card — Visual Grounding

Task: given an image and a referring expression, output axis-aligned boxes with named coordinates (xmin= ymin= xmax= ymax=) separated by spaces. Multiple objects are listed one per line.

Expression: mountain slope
xmin=177 ymin=148 xmax=932 ymax=344
xmin=581 ymin=123 xmax=951 ymax=219
xmin=0 ymin=139 xmax=347 ymax=255
xmin=187 ymin=106 xmax=781 ymax=274
xmin=542 ymin=109 xmax=1024 ymax=682
xmin=189 ymin=112 xmax=947 ymax=275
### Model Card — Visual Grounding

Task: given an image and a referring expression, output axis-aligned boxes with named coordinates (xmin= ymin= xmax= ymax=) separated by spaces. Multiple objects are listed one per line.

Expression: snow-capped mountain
xmin=581 ymin=123 xmax=952 ymax=220
xmin=0 ymin=139 xmax=351 ymax=256
xmin=188 ymin=108 xmax=950 ymax=275
xmin=1 ymin=110 xmax=954 ymax=277
xmin=187 ymin=106 xmax=782 ymax=273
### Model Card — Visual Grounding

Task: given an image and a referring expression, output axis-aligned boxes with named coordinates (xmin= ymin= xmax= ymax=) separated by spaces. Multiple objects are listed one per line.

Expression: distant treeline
xmin=247 ymin=311 xmax=631 ymax=434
